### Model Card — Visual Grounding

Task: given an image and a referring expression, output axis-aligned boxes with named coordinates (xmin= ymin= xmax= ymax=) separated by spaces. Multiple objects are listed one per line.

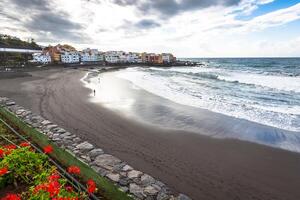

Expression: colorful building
xmin=80 ymin=48 xmax=104 ymax=62
xmin=34 ymin=45 xmax=177 ymax=65
xmin=32 ymin=52 xmax=51 ymax=64
xmin=61 ymin=51 xmax=80 ymax=63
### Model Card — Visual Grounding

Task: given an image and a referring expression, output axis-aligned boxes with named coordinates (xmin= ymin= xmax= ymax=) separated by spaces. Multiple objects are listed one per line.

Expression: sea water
xmin=117 ymin=58 xmax=300 ymax=132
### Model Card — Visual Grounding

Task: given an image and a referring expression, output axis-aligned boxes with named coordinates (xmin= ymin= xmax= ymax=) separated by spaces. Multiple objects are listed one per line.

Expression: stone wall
xmin=0 ymin=97 xmax=191 ymax=200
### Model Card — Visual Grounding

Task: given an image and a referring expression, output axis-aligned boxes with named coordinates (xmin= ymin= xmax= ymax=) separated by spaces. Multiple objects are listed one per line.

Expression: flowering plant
xmin=0 ymin=143 xmax=97 ymax=199
xmin=0 ymin=145 xmax=51 ymax=184
xmin=86 ymin=179 xmax=96 ymax=194
xmin=43 ymin=145 xmax=53 ymax=154
xmin=67 ymin=166 xmax=81 ymax=175
xmin=1 ymin=193 xmax=21 ymax=200
xmin=28 ymin=171 xmax=85 ymax=200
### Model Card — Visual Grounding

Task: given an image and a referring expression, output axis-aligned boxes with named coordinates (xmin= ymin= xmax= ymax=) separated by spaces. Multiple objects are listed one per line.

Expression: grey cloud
xmin=113 ymin=0 xmax=138 ymax=6
xmin=117 ymin=18 xmax=160 ymax=31
xmin=10 ymin=0 xmax=51 ymax=11
xmin=114 ymin=19 xmax=156 ymax=39
xmin=0 ymin=12 xmax=19 ymax=21
xmin=1 ymin=0 xmax=87 ymax=43
xmin=26 ymin=13 xmax=82 ymax=34
xmin=97 ymin=28 xmax=109 ymax=33
xmin=25 ymin=12 xmax=85 ymax=42
xmin=111 ymin=0 xmax=241 ymax=17
xmin=135 ymin=19 xmax=161 ymax=29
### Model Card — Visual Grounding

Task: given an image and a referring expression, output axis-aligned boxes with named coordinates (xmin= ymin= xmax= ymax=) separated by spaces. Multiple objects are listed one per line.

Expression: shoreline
xmin=0 ymin=67 xmax=300 ymax=199
xmin=82 ymin=68 xmax=300 ymax=153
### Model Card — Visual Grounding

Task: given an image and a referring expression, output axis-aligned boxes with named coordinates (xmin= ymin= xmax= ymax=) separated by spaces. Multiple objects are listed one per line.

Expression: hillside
xmin=0 ymin=34 xmax=41 ymax=50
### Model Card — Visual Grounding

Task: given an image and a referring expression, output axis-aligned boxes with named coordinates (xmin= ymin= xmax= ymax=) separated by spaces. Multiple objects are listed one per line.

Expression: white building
xmin=105 ymin=51 xmax=123 ymax=63
xmin=61 ymin=51 xmax=80 ymax=63
xmin=126 ymin=52 xmax=141 ymax=63
xmin=119 ymin=53 xmax=128 ymax=63
xmin=32 ymin=53 xmax=51 ymax=64
xmin=80 ymin=48 xmax=104 ymax=62
xmin=97 ymin=53 xmax=105 ymax=62
xmin=162 ymin=53 xmax=173 ymax=63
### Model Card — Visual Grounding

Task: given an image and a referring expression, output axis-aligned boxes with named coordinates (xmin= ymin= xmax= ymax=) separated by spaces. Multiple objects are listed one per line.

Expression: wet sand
xmin=0 ymin=68 xmax=300 ymax=200
xmin=85 ymin=70 xmax=300 ymax=153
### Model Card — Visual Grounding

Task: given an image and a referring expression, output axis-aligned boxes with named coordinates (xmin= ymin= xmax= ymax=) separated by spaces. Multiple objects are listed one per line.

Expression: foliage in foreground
xmin=0 ymin=143 xmax=96 ymax=200
xmin=0 ymin=107 xmax=133 ymax=200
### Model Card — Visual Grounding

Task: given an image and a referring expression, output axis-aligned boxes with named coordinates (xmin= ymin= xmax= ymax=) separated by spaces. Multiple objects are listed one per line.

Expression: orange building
xmin=43 ymin=44 xmax=77 ymax=63
xmin=44 ymin=46 xmax=61 ymax=63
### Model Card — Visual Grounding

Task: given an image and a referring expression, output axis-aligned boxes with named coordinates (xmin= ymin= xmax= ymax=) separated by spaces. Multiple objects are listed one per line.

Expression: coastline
xmin=0 ymin=67 xmax=300 ymax=199
xmin=82 ymin=68 xmax=300 ymax=153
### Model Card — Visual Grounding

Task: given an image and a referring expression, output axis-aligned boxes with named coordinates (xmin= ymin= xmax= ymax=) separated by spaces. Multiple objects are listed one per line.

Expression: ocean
xmin=117 ymin=58 xmax=300 ymax=132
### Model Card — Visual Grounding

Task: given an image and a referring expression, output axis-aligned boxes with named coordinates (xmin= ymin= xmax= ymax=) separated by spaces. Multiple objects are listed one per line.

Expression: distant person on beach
xmin=93 ymin=89 xmax=96 ymax=96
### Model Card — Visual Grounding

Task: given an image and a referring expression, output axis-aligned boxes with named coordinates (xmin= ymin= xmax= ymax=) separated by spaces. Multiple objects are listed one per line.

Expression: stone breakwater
xmin=0 ymin=97 xmax=191 ymax=200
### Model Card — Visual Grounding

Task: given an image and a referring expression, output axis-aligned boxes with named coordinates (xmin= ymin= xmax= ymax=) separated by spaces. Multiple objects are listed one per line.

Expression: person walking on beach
xmin=93 ymin=89 xmax=96 ymax=96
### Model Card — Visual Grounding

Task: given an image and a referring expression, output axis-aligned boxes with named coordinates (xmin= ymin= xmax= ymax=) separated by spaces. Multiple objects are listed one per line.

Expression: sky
xmin=0 ymin=0 xmax=300 ymax=57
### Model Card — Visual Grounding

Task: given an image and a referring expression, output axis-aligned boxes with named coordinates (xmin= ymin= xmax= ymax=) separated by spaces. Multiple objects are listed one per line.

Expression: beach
xmin=0 ymin=67 xmax=300 ymax=200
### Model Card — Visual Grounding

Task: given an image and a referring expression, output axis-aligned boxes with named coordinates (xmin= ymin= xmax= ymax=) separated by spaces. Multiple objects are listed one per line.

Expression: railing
xmin=0 ymin=117 xmax=101 ymax=200
xmin=0 ymin=48 xmax=42 ymax=54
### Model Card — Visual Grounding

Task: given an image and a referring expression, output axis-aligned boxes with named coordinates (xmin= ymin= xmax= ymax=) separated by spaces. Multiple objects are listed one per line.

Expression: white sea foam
xmin=117 ymin=67 xmax=300 ymax=132
xmin=165 ymin=66 xmax=300 ymax=93
xmin=218 ymin=72 xmax=300 ymax=93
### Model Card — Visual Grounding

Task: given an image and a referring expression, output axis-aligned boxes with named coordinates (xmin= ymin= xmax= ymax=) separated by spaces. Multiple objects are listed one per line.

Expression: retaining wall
xmin=0 ymin=97 xmax=191 ymax=200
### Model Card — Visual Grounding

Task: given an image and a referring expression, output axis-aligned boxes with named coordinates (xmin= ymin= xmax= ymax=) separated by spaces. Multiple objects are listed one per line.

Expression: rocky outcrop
xmin=0 ymin=97 xmax=191 ymax=200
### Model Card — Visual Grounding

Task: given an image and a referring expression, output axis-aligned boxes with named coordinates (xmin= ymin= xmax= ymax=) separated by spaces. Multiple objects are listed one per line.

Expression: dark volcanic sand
xmin=0 ymin=68 xmax=300 ymax=200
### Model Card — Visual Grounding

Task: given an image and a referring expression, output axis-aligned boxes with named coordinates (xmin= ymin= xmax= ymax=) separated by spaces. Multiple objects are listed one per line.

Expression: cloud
xmin=194 ymin=2 xmax=300 ymax=34
xmin=10 ymin=0 xmax=50 ymax=10
xmin=0 ymin=0 xmax=87 ymax=43
xmin=0 ymin=0 xmax=299 ymax=57
xmin=134 ymin=19 xmax=161 ymax=29
xmin=25 ymin=12 xmax=84 ymax=41
xmin=0 ymin=12 xmax=19 ymax=21
xmin=117 ymin=18 xmax=160 ymax=33
xmin=235 ymin=3 xmax=300 ymax=32
xmin=111 ymin=0 xmax=242 ymax=17
xmin=232 ymin=0 xmax=275 ymax=15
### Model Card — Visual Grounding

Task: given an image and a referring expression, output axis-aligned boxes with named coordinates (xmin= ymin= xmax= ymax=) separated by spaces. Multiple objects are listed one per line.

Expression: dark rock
xmin=76 ymin=141 xmax=94 ymax=151
xmin=93 ymin=154 xmax=121 ymax=170
xmin=88 ymin=148 xmax=104 ymax=160
xmin=129 ymin=183 xmax=145 ymax=199
xmin=141 ymin=174 xmax=155 ymax=186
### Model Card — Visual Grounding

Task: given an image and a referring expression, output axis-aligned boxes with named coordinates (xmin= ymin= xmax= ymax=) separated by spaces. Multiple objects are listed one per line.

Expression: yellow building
xmin=141 ymin=52 xmax=147 ymax=63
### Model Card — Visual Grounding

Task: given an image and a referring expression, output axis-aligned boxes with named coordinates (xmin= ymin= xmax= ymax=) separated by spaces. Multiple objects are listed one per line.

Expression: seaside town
xmin=31 ymin=44 xmax=177 ymax=65
xmin=1 ymin=34 xmax=198 ymax=68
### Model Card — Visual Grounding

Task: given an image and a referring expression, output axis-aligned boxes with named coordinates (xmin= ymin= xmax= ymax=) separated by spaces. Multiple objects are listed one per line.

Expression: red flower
xmin=48 ymin=173 xmax=60 ymax=181
xmin=0 ymin=148 xmax=4 ymax=158
xmin=19 ymin=142 xmax=30 ymax=147
xmin=43 ymin=145 xmax=53 ymax=154
xmin=1 ymin=193 xmax=21 ymax=200
xmin=4 ymin=144 xmax=16 ymax=150
xmin=47 ymin=180 xmax=60 ymax=197
xmin=0 ymin=167 xmax=8 ymax=176
xmin=34 ymin=183 xmax=47 ymax=194
xmin=67 ymin=166 xmax=81 ymax=175
xmin=86 ymin=179 xmax=96 ymax=194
